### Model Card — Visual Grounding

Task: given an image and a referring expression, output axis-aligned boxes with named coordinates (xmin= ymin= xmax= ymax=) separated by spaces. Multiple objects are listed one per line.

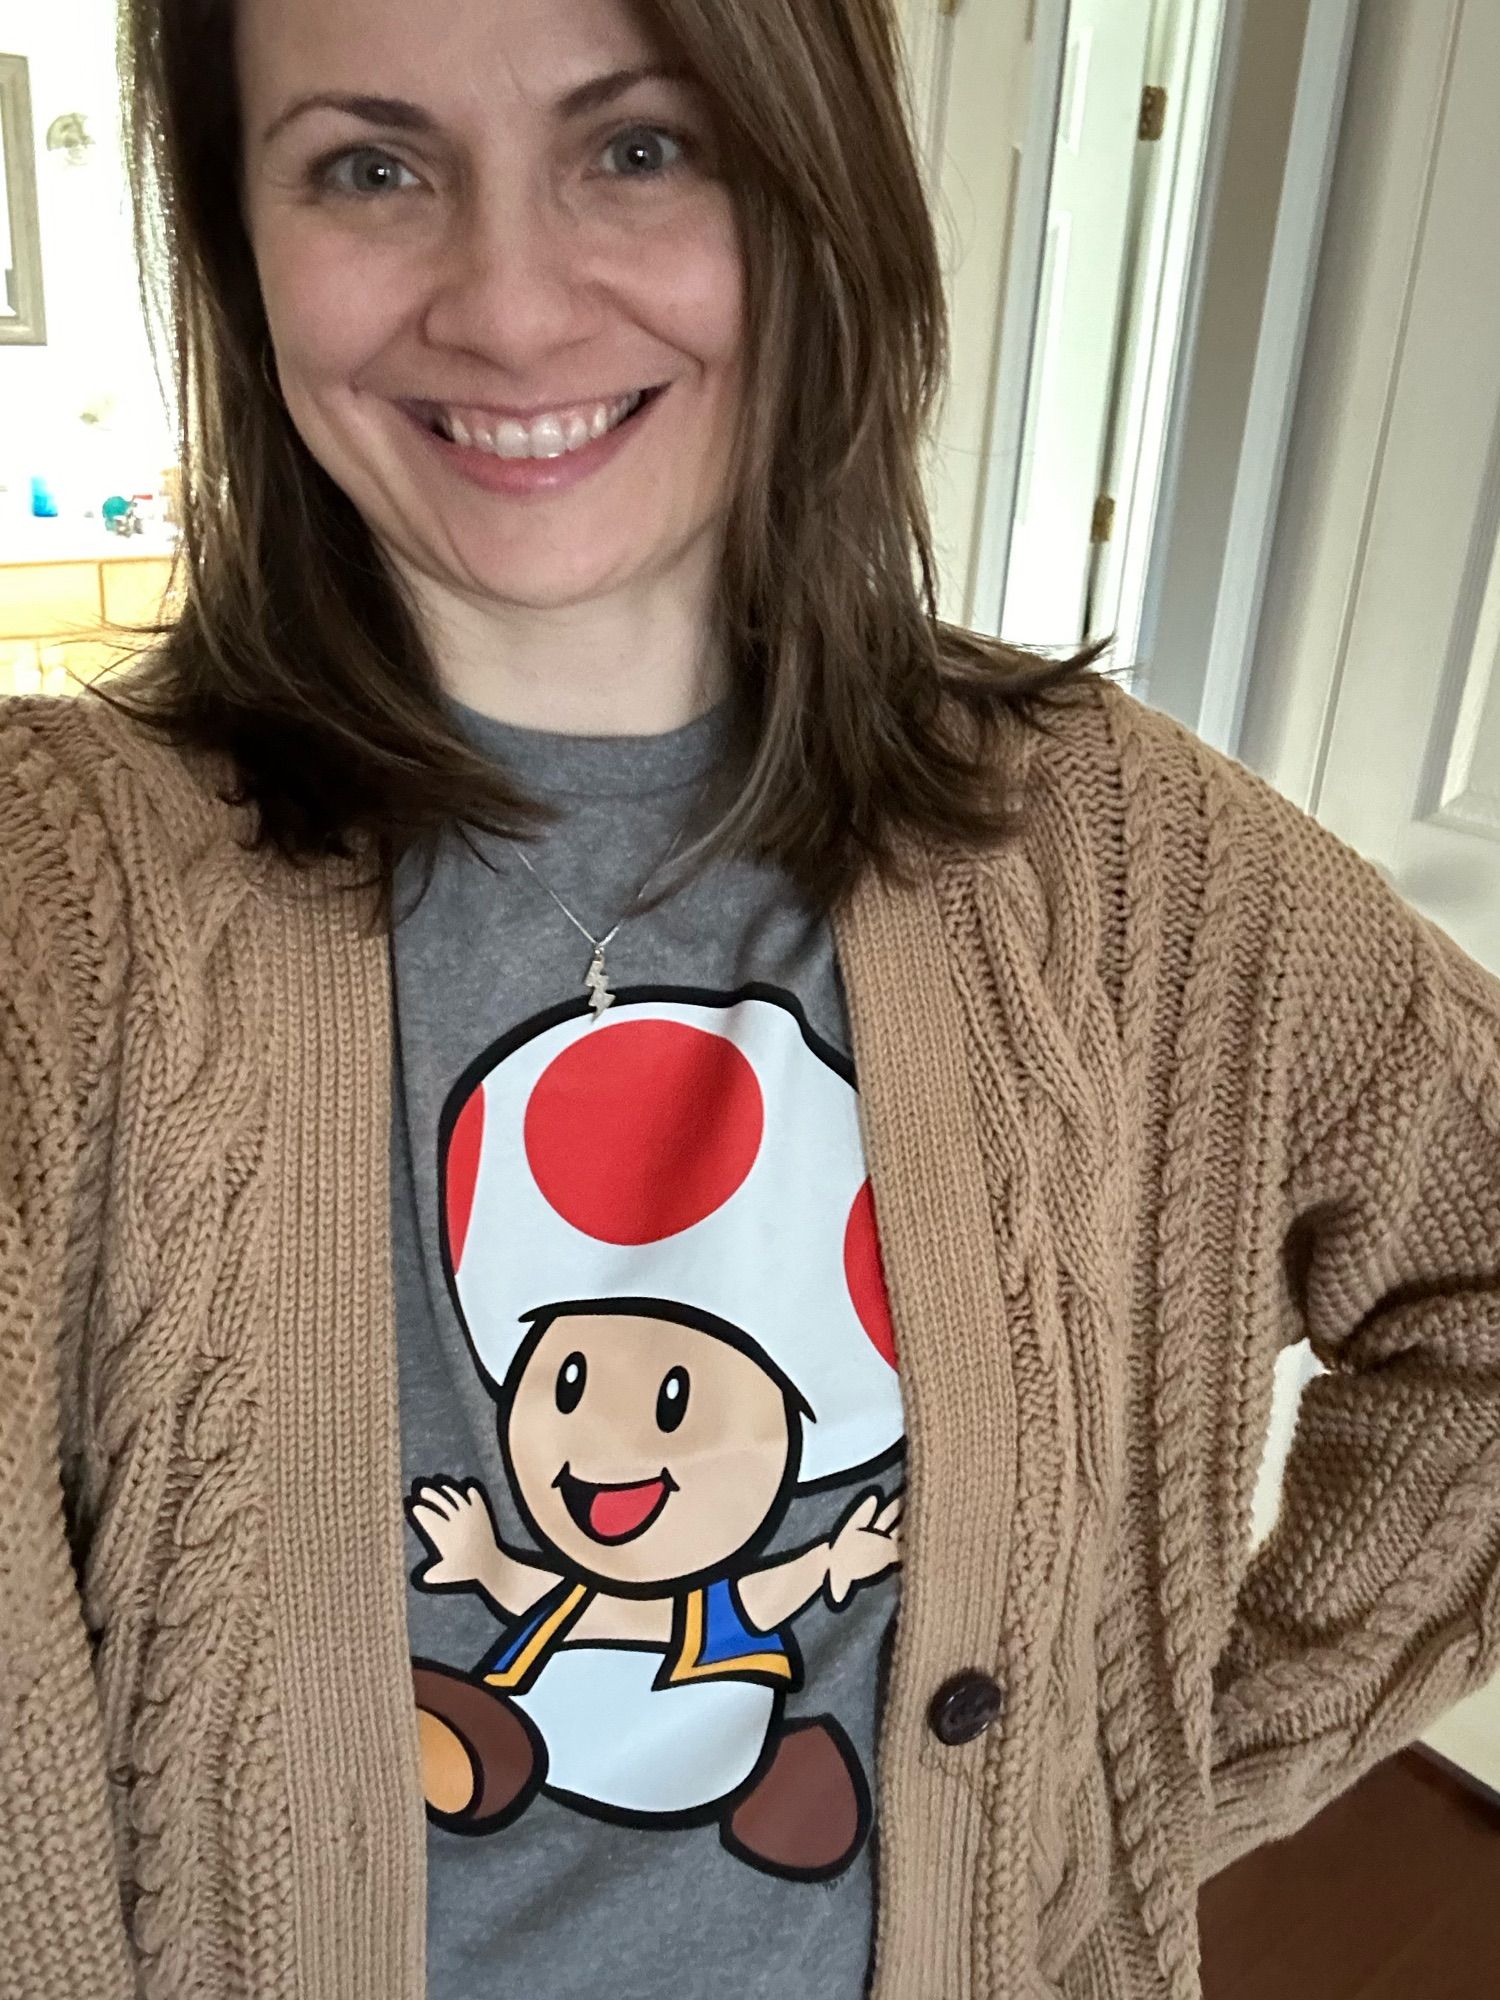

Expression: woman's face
xmin=237 ymin=0 xmax=745 ymax=617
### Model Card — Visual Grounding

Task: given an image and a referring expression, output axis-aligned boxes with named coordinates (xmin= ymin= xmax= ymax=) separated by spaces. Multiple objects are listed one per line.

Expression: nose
xmin=421 ymin=181 xmax=602 ymax=369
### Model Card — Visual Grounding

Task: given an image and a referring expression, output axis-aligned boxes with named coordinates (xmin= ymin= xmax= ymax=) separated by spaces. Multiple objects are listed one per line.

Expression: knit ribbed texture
xmin=2 ymin=674 xmax=1498 ymax=2000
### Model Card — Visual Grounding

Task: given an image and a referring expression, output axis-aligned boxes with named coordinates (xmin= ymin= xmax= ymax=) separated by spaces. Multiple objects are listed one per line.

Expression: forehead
xmin=236 ymin=0 xmax=664 ymax=116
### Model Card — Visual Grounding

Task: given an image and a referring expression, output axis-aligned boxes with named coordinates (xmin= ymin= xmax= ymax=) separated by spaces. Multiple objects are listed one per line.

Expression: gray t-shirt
xmin=389 ymin=695 xmax=907 ymax=2000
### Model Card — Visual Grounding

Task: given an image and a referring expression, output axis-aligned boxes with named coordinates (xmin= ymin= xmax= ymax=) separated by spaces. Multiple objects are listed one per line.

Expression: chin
xmin=423 ymin=522 xmax=673 ymax=613
xmin=451 ymin=561 xmax=639 ymax=615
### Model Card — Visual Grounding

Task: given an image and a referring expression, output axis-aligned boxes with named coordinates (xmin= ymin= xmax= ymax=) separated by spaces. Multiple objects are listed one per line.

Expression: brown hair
xmin=102 ymin=0 xmax=1117 ymax=931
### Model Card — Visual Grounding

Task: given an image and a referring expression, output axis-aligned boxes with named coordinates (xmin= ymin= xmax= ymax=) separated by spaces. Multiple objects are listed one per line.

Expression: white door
xmin=1243 ymin=0 xmax=1500 ymax=1791
xmin=898 ymin=0 xmax=1050 ymax=628
xmin=999 ymin=0 xmax=1156 ymax=647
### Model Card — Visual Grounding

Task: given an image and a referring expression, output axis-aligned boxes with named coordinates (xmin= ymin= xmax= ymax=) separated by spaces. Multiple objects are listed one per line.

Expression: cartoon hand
xmin=408 ymin=1478 xmax=503 ymax=1591
xmin=826 ymin=1488 xmax=904 ymax=1608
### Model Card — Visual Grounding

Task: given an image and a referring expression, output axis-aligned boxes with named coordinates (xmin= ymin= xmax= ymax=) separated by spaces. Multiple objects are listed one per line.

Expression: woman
xmin=3 ymin=0 xmax=1498 ymax=1993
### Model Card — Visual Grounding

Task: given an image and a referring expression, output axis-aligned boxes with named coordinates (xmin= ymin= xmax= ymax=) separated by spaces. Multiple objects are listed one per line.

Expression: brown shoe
xmin=412 ymin=1659 xmax=546 ymax=1834
xmin=721 ymin=1716 xmax=871 ymax=1880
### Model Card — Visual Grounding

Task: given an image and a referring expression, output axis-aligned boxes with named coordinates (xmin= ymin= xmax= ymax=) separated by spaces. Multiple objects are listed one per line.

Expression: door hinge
xmin=1139 ymin=85 xmax=1168 ymax=141
xmin=1091 ymin=494 xmax=1116 ymax=544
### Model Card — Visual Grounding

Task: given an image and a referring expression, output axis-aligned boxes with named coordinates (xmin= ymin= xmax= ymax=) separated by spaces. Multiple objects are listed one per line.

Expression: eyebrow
xmin=261 ymin=64 xmax=690 ymax=146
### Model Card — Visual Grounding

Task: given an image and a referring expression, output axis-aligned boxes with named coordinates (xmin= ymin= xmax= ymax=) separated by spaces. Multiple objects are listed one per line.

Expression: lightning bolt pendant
xmin=585 ymin=945 xmax=616 ymax=1020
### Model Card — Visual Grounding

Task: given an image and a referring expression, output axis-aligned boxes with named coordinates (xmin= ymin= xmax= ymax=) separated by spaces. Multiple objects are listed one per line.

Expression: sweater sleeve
xmin=0 ymin=704 xmax=136 ymax=1992
xmin=1201 ymin=805 xmax=1500 ymax=1878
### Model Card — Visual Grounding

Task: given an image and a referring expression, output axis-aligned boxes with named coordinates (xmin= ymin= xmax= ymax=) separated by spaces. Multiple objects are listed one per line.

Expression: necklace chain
xmin=509 ymin=789 xmax=706 ymax=1020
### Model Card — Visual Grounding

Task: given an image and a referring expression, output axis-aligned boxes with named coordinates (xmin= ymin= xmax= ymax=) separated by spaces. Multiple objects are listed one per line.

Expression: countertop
xmin=0 ymin=522 xmax=180 ymax=567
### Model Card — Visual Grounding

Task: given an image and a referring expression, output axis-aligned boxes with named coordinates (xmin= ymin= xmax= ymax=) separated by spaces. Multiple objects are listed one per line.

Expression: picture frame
xmin=0 ymin=52 xmax=47 ymax=347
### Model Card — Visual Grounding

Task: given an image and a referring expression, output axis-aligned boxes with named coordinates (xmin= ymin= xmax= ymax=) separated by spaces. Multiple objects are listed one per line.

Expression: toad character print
xmin=408 ymin=988 xmax=906 ymax=1881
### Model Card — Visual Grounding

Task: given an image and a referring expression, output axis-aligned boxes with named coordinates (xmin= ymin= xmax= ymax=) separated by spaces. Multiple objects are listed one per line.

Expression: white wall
xmin=0 ymin=0 xmax=173 ymax=526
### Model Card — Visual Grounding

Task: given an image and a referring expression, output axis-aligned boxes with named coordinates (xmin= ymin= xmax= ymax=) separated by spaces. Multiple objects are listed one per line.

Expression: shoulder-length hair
xmin=101 ymin=0 xmax=1116 ymax=931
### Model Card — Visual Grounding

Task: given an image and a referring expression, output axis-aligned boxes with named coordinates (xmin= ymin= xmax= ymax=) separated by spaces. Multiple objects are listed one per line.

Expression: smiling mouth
xmin=555 ymin=1464 xmax=678 ymax=1545
xmin=408 ymin=384 xmax=668 ymax=456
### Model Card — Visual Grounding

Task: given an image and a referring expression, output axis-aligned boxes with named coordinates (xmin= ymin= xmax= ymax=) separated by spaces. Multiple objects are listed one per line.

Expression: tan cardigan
xmin=3 ymin=672 xmax=1499 ymax=2000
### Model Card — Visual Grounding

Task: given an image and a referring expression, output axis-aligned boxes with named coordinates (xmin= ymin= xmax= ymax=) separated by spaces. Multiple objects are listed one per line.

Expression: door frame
xmin=964 ymin=0 xmax=1070 ymax=635
xmin=1088 ymin=0 xmax=1231 ymax=663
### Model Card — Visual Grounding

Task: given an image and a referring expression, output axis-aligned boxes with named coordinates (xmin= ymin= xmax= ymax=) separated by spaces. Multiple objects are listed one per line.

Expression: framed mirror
xmin=0 ymin=52 xmax=46 ymax=346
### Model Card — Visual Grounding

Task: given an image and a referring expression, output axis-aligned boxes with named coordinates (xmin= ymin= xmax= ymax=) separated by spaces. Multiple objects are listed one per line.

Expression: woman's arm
xmin=1203 ymin=872 xmax=1500 ymax=1880
xmin=0 ymin=706 xmax=135 ymax=1993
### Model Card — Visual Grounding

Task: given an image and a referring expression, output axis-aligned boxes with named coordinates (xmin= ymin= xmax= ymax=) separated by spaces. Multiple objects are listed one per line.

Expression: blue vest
xmin=481 ymin=1576 xmax=799 ymax=1695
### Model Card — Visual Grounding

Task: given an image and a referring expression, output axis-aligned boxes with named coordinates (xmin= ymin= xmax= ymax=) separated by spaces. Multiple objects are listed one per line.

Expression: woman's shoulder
xmin=2 ymin=679 xmax=212 ymax=822
xmin=1 ymin=680 xmax=251 ymax=893
xmin=1002 ymin=664 xmax=1381 ymax=888
xmin=0 ymin=683 xmax=261 ymax=1027
xmin=1000 ymin=666 xmax=1475 ymax=1137
xmin=0 ymin=692 xmax=133 ymax=911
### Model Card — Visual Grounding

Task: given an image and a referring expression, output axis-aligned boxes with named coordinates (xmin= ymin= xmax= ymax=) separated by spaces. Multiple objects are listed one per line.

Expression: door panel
xmin=1000 ymin=0 xmax=1156 ymax=646
xmin=899 ymin=0 xmax=1050 ymax=625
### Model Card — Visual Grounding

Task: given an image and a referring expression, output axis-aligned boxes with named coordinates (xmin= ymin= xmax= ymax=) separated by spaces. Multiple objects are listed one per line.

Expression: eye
xmin=555 ymin=1352 xmax=587 ymax=1414
xmin=318 ymin=147 xmax=422 ymax=198
xmin=600 ymin=124 xmax=690 ymax=181
xmin=655 ymin=1366 xmax=690 ymax=1433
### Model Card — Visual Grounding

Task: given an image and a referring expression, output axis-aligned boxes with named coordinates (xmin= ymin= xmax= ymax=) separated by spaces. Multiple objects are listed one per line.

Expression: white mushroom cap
xmin=442 ymin=992 xmax=904 ymax=1487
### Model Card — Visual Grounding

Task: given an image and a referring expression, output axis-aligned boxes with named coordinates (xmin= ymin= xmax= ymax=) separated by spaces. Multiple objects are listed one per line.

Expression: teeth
xmin=438 ymin=391 xmax=648 ymax=459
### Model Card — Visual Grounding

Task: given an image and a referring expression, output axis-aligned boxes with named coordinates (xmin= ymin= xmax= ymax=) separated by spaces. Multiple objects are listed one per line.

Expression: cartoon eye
xmin=655 ymin=1366 xmax=690 ymax=1433
xmin=556 ymin=1353 xmax=587 ymax=1414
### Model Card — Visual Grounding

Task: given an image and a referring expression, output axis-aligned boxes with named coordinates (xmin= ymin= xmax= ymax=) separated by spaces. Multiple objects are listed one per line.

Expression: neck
xmin=390 ymin=546 xmax=730 ymax=737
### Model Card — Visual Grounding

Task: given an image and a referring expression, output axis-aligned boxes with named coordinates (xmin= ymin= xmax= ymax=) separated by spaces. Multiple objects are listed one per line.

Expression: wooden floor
xmin=1199 ymin=1749 xmax=1500 ymax=1999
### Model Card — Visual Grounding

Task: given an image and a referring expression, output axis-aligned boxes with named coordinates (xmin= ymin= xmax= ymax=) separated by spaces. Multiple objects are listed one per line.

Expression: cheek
xmin=621 ymin=210 xmax=745 ymax=378
xmin=253 ymin=216 xmax=409 ymax=387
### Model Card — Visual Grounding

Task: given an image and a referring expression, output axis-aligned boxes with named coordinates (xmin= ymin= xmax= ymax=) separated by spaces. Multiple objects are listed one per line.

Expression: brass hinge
xmin=1139 ymin=85 xmax=1168 ymax=141
xmin=1091 ymin=494 xmax=1116 ymax=544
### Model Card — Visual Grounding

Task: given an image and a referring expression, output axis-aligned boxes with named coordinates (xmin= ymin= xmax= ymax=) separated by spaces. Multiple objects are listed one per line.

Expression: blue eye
xmin=602 ymin=126 xmax=688 ymax=180
xmin=321 ymin=148 xmax=421 ymax=197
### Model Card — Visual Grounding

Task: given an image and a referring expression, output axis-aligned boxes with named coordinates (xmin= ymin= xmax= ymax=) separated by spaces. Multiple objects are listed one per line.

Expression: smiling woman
xmin=8 ymin=5 xmax=1500 ymax=2000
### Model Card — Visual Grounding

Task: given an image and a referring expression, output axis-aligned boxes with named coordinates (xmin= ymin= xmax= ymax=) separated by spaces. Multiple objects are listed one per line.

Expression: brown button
xmin=928 ymin=1672 xmax=1004 ymax=1746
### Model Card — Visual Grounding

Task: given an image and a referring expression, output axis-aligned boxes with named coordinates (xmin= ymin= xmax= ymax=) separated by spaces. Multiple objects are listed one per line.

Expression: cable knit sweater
xmin=2 ymin=670 xmax=1499 ymax=2000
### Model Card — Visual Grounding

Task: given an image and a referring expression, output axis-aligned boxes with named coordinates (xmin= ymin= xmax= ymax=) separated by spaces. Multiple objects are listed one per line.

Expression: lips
xmin=556 ymin=1464 xmax=677 ymax=1545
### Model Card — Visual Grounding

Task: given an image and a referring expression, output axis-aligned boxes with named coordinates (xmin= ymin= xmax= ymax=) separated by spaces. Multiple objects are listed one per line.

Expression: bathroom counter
xmin=0 ymin=523 xmax=179 ymax=567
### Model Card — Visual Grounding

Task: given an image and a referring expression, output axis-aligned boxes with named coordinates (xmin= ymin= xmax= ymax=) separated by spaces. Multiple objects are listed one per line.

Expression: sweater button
xmin=928 ymin=1672 xmax=1004 ymax=1746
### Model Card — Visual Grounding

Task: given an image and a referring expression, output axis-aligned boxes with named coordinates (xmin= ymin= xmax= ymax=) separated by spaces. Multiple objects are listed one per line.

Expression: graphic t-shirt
xmin=389 ymin=694 xmax=907 ymax=2000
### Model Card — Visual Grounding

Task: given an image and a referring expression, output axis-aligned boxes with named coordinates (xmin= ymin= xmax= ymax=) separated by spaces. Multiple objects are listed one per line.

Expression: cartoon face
xmin=502 ymin=1308 xmax=800 ymax=1590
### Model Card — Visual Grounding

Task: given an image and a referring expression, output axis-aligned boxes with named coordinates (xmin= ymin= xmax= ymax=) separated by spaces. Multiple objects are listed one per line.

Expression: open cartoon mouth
xmin=555 ymin=1464 xmax=679 ymax=1545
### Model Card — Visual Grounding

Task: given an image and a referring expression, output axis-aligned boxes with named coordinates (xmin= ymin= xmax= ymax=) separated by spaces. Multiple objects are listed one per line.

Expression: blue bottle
xmin=30 ymin=475 xmax=59 ymax=519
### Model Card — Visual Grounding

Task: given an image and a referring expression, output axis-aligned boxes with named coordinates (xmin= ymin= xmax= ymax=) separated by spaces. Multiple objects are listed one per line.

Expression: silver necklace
xmin=509 ymin=794 xmax=706 ymax=1020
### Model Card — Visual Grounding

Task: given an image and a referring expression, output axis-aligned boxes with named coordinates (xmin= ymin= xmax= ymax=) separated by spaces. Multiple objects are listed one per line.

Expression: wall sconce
xmin=45 ymin=112 xmax=93 ymax=165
